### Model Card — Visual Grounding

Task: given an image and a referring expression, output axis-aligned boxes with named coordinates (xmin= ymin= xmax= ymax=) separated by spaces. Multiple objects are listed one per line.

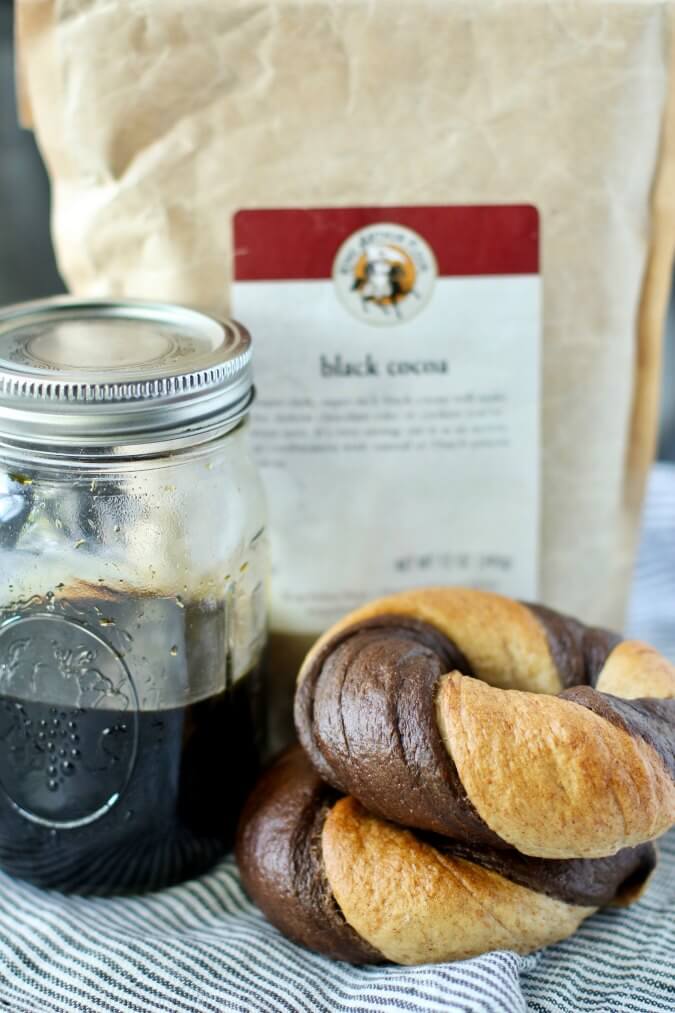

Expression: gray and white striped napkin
xmin=1 ymin=465 xmax=674 ymax=1013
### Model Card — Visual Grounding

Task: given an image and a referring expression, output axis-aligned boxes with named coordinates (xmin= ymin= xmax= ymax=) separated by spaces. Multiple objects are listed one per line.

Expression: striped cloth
xmin=1 ymin=466 xmax=674 ymax=1013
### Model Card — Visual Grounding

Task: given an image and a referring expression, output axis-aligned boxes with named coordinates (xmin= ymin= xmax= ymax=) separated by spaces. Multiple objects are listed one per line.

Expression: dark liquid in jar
xmin=0 ymin=673 xmax=263 ymax=893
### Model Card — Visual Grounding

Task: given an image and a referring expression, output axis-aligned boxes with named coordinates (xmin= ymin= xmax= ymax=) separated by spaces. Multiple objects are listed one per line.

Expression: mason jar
xmin=0 ymin=297 xmax=268 ymax=893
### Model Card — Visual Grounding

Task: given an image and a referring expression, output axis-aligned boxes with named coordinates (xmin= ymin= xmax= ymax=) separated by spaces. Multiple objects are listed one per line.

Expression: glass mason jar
xmin=0 ymin=297 xmax=268 ymax=893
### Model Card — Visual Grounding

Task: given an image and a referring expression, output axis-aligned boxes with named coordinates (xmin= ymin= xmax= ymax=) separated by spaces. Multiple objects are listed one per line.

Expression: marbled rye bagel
xmin=236 ymin=746 xmax=656 ymax=965
xmin=237 ymin=588 xmax=674 ymax=964
xmin=295 ymin=589 xmax=675 ymax=859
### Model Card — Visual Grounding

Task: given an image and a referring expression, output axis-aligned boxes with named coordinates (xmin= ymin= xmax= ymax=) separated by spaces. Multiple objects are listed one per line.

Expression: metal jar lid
xmin=0 ymin=297 xmax=253 ymax=452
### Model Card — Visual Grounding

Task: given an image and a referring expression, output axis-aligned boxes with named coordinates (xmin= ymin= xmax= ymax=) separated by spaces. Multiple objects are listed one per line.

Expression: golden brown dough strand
xmin=436 ymin=673 xmax=675 ymax=858
xmin=596 ymin=641 xmax=675 ymax=699
xmin=299 ymin=588 xmax=563 ymax=693
xmin=322 ymin=797 xmax=596 ymax=965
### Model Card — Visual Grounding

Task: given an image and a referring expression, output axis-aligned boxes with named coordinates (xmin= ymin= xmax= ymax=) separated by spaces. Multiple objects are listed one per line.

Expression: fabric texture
xmin=0 ymin=465 xmax=674 ymax=1013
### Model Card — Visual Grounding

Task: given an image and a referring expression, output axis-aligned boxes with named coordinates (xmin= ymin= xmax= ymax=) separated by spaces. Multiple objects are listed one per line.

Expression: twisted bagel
xmin=295 ymin=589 xmax=675 ymax=859
xmin=236 ymin=747 xmax=656 ymax=966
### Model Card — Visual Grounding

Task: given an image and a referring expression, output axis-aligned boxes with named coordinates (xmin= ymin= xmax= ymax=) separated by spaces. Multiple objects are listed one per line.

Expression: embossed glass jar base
xmin=0 ymin=588 xmax=266 ymax=892
xmin=0 ymin=613 xmax=138 ymax=828
xmin=0 ymin=674 xmax=263 ymax=893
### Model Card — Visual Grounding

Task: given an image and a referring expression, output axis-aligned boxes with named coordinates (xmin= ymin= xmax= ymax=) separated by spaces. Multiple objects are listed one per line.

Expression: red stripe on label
xmin=234 ymin=206 xmax=538 ymax=281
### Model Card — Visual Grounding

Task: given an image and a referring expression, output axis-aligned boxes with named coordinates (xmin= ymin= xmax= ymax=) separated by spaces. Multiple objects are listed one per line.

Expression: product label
xmin=233 ymin=206 xmax=540 ymax=632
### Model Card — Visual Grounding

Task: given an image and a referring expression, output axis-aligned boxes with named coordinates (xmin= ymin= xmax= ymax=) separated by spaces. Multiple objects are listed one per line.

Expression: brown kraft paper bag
xmin=15 ymin=1 xmax=675 ymax=733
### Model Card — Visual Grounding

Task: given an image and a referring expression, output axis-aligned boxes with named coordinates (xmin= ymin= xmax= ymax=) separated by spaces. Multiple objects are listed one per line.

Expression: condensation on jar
xmin=0 ymin=297 xmax=268 ymax=893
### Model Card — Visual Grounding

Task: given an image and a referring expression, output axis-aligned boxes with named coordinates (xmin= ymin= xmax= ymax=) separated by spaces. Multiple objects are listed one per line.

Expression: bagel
xmin=295 ymin=589 xmax=675 ymax=859
xmin=236 ymin=746 xmax=656 ymax=965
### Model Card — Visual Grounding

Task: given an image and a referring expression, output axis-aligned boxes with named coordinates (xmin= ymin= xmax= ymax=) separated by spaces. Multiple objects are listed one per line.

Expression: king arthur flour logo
xmin=333 ymin=223 xmax=437 ymax=326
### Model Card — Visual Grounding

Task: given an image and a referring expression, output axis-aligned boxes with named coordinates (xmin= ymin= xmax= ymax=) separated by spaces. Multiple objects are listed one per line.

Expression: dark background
xmin=1 ymin=0 xmax=673 ymax=459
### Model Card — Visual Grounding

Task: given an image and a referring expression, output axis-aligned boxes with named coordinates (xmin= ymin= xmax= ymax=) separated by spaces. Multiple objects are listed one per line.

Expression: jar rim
xmin=0 ymin=296 xmax=254 ymax=449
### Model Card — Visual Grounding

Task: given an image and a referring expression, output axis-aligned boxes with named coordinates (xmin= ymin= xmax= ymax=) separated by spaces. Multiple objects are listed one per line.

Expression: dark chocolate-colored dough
xmin=526 ymin=603 xmax=622 ymax=687
xmin=295 ymin=616 xmax=504 ymax=845
xmin=425 ymin=835 xmax=656 ymax=907
xmin=235 ymin=746 xmax=380 ymax=964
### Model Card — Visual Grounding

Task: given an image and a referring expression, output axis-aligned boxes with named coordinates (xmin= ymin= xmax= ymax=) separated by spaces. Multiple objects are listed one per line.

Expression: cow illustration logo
xmin=333 ymin=223 xmax=437 ymax=325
